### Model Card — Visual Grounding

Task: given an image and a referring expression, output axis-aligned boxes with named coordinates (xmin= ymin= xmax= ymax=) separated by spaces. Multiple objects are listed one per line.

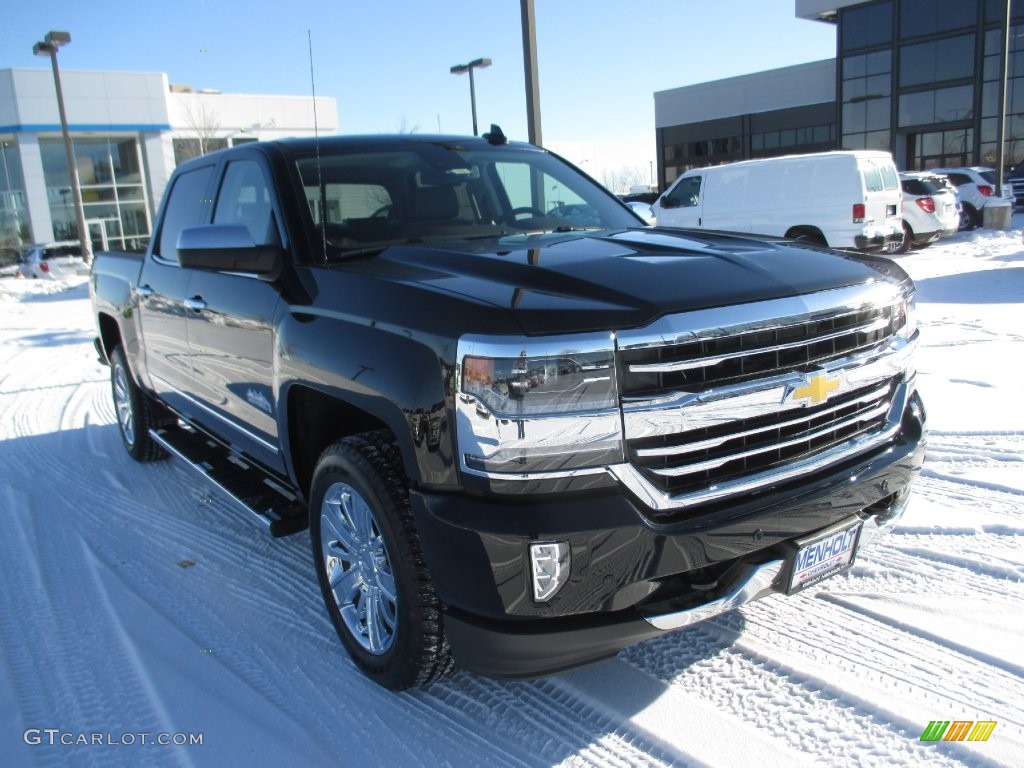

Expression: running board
xmin=150 ymin=424 xmax=307 ymax=537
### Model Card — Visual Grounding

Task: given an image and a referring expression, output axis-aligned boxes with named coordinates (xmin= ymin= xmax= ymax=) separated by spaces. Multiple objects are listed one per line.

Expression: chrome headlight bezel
xmin=455 ymin=332 xmax=624 ymax=479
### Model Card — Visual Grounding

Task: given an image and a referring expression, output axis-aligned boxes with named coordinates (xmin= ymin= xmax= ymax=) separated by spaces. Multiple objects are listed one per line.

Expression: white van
xmin=652 ymin=150 xmax=904 ymax=251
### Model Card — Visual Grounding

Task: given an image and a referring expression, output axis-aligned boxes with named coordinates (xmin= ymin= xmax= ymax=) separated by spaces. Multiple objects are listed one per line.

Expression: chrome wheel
xmin=113 ymin=362 xmax=135 ymax=447
xmin=319 ymin=481 xmax=397 ymax=655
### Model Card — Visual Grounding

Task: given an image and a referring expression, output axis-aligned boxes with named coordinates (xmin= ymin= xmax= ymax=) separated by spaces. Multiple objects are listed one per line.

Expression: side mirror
xmin=659 ymin=195 xmax=681 ymax=209
xmin=177 ymin=224 xmax=283 ymax=279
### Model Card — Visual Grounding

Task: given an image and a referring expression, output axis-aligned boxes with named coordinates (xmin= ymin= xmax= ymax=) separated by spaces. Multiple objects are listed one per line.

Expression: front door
xmin=185 ymin=157 xmax=284 ymax=472
xmin=137 ymin=162 xmax=216 ymax=416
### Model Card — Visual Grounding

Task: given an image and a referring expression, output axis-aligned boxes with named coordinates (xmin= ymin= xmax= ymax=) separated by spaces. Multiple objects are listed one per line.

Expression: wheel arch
xmin=784 ymin=226 xmax=828 ymax=246
xmin=96 ymin=311 xmax=123 ymax=364
xmin=282 ymin=383 xmax=415 ymax=503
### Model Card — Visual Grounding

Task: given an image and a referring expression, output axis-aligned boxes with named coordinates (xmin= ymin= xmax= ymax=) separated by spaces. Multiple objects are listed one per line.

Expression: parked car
xmin=623 ymin=200 xmax=655 ymax=224
xmin=652 ymin=150 xmax=903 ymax=251
xmin=930 ymin=166 xmax=1013 ymax=230
xmin=1005 ymin=161 xmax=1024 ymax=208
xmin=21 ymin=242 xmax=87 ymax=279
xmin=888 ymin=172 xmax=959 ymax=254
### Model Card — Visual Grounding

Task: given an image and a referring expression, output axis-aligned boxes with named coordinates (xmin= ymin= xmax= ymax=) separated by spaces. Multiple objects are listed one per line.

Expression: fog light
xmin=530 ymin=542 xmax=570 ymax=602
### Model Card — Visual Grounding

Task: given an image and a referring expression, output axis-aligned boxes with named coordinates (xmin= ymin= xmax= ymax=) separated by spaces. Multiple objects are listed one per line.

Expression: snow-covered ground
xmin=1 ymin=225 xmax=1022 ymax=768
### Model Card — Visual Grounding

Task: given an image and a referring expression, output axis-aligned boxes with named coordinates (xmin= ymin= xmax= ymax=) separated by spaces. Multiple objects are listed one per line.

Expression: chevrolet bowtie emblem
xmin=789 ymin=371 xmax=841 ymax=406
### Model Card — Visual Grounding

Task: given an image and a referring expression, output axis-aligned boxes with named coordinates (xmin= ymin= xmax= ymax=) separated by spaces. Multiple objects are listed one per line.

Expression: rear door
xmin=184 ymin=154 xmax=285 ymax=472
xmin=858 ymin=157 xmax=901 ymax=233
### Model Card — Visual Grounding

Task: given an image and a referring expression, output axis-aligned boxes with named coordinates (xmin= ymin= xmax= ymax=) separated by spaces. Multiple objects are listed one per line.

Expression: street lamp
xmin=33 ymin=30 xmax=92 ymax=261
xmin=450 ymin=57 xmax=492 ymax=136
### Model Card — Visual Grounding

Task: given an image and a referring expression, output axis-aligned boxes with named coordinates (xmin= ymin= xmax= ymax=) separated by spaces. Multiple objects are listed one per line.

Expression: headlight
xmin=894 ymin=291 xmax=917 ymax=340
xmin=461 ymin=351 xmax=617 ymax=417
xmin=456 ymin=333 xmax=624 ymax=478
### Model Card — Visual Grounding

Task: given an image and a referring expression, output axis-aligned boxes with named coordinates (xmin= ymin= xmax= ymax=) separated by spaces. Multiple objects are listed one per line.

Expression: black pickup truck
xmin=90 ymin=131 xmax=926 ymax=689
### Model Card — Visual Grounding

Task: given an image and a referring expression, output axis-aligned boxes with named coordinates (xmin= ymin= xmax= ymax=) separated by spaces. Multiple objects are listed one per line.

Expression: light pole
xmin=450 ymin=58 xmax=491 ymax=136
xmin=33 ymin=30 xmax=92 ymax=262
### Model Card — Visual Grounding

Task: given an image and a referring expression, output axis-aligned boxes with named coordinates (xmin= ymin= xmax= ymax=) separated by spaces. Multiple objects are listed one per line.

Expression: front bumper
xmin=413 ymin=393 xmax=926 ymax=678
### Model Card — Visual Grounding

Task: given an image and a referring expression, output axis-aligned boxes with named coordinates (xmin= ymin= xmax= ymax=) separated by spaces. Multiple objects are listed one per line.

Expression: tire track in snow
xmin=621 ymin=619 xmax=995 ymax=768
xmin=420 ymin=674 xmax=680 ymax=767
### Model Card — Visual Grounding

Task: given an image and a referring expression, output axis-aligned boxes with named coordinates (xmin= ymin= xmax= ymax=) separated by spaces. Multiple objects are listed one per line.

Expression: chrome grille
xmin=613 ymin=283 xmax=916 ymax=515
xmin=627 ymin=378 xmax=896 ymax=497
xmin=620 ymin=304 xmax=897 ymax=396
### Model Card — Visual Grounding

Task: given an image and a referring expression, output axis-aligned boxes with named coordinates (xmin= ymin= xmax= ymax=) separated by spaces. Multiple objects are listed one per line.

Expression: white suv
xmin=931 ymin=166 xmax=1013 ymax=230
xmin=889 ymin=172 xmax=959 ymax=254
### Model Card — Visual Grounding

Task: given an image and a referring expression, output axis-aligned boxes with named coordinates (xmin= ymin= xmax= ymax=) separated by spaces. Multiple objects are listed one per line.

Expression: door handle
xmin=136 ymin=284 xmax=153 ymax=298
xmin=184 ymin=297 xmax=207 ymax=312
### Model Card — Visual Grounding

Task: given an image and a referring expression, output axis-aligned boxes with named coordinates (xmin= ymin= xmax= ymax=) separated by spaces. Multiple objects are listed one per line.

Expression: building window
xmin=900 ymin=0 xmax=978 ymax=39
xmin=0 ymin=141 xmax=29 ymax=247
xmin=750 ymin=123 xmax=835 ymax=157
xmin=841 ymin=1 xmax=893 ymax=51
xmin=912 ymin=128 xmax=974 ymax=168
xmin=841 ymin=50 xmax=892 ymax=151
xmin=40 ymin=137 xmax=151 ymax=251
xmin=898 ymin=85 xmax=975 ymax=127
xmin=899 ymin=35 xmax=976 ymax=88
xmin=173 ymin=138 xmax=229 ymax=165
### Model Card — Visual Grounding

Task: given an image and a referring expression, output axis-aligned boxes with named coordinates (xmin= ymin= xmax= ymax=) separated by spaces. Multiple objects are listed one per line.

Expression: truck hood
xmin=346 ymin=228 xmax=910 ymax=335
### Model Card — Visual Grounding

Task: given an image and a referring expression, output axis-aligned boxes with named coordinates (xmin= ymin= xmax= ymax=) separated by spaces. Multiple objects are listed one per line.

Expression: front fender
xmin=275 ymin=308 xmax=458 ymax=490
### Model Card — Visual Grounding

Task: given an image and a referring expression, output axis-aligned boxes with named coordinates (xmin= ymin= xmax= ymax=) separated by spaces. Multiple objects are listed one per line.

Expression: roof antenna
xmin=308 ymin=30 xmax=327 ymax=264
xmin=483 ymin=124 xmax=507 ymax=145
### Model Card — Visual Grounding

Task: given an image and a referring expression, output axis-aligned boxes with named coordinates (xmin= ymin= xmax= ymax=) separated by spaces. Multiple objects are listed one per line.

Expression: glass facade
xmin=838 ymin=0 xmax=1024 ymax=170
xmin=40 ymin=137 xmax=150 ymax=251
xmin=0 ymin=141 xmax=29 ymax=248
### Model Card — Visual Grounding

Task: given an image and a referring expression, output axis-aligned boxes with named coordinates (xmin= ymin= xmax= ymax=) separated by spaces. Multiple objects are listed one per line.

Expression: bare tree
xmin=395 ymin=115 xmax=420 ymax=134
xmin=175 ymin=99 xmax=223 ymax=164
xmin=603 ymin=165 xmax=651 ymax=194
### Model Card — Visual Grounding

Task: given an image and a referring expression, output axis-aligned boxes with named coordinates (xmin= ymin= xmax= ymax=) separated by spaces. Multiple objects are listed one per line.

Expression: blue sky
xmin=4 ymin=0 xmax=837 ymax=174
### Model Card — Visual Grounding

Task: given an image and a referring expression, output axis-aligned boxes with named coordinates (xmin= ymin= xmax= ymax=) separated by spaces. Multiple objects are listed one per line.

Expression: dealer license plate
xmin=787 ymin=518 xmax=862 ymax=594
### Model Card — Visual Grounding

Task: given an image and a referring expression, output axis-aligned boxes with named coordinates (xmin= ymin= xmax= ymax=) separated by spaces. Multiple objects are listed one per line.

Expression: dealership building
xmin=0 ymin=68 xmax=335 ymax=251
xmin=656 ymin=0 xmax=1024 ymax=188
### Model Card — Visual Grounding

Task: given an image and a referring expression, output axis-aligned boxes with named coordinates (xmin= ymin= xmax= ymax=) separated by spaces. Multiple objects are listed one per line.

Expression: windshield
xmin=291 ymin=143 xmax=641 ymax=257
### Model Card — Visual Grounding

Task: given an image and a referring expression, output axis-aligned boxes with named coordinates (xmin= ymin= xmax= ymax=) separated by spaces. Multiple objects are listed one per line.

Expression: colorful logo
xmin=788 ymin=370 xmax=841 ymax=406
xmin=920 ymin=720 xmax=997 ymax=742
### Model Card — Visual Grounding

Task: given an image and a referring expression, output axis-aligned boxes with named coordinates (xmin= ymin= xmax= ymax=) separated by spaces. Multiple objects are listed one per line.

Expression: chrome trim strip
xmin=633 ymin=386 xmax=891 ymax=458
xmin=628 ymin=315 xmax=891 ymax=374
xmin=616 ymin=282 xmax=903 ymax=351
xmin=150 ymin=373 xmax=280 ymax=454
xmin=644 ymin=559 xmax=784 ymax=630
xmin=609 ymin=380 xmax=911 ymax=511
xmin=646 ymin=401 xmax=890 ymax=476
xmin=622 ymin=334 xmax=913 ymax=440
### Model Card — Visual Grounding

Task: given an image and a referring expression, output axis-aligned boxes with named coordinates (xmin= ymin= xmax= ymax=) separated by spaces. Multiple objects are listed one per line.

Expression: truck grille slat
xmin=614 ymin=285 xmax=913 ymax=516
xmin=620 ymin=304 xmax=896 ymax=396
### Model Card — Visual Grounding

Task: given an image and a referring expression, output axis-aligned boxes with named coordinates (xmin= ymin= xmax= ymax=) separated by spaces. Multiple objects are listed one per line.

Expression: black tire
xmin=310 ymin=431 xmax=453 ymax=690
xmin=110 ymin=345 xmax=167 ymax=462
xmin=887 ymin=222 xmax=912 ymax=255
xmin=958 ymin=203 xmax=980 ymax=231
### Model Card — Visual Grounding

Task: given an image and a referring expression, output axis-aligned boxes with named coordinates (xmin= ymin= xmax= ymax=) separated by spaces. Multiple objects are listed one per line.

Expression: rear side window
xmin=861 ymin=163 xmax=883 ymax=192
xmin=42 ymin=245 xmax=82 ymax=259
xmin=214 ymin=160 xmax=281 ymax=246
xmin=880 ymin=164 xmax=899 ymax=190
xmin=155 ymin=165 xmax=214 ymax=264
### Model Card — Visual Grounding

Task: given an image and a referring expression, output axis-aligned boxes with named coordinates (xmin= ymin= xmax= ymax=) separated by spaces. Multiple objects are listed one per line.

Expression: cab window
xmin=155 ymin=165 xmax=214 ymax=263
